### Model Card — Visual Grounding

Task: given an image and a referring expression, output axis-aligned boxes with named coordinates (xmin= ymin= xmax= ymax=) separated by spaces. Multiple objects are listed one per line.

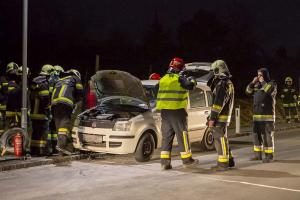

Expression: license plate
xmin=81 ymin=134 xmax=103 ymax=143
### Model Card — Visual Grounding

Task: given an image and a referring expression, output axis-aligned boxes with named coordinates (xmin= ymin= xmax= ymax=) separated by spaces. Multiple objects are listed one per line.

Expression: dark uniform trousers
xmin=211 ymin=126 xmax=233 ymax=167
xmin=31 ymin=119 xmax=49 ymax=155
xmin=283 ymin=106 xmax=298 ymax=122
xmin=252 ymin=122 xmax=274 ymax=159
xmin=160 ymin=109 xmax=193 ymax=165
xmin=53 ymin=104 xmax=73 ymax=149
xmin=47 ymin=116 xmax=58 ymax=154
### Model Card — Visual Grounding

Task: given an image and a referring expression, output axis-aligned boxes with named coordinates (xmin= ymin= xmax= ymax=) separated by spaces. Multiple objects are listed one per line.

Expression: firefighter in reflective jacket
xmin=0 ymin=71 xmax=9 ymax=135
xmin=207 ymin=60 xmax=235 ymax=171
xmin=51 ymin=69 xmax=83 ymax=155
xmin=47 ymin=65 xmax=64 ymax=154
xmin=246 ymin=67 xmax=277 ymax=163
xmin=156 ymin=57 xmax=198 ymax=170
xmin=5 ymin=62 xmax=23 ymax=129
xmin=30 ymin=64 xmax=53 ymax=155
xmin=280 ymin=77 xmax=299 ymax=123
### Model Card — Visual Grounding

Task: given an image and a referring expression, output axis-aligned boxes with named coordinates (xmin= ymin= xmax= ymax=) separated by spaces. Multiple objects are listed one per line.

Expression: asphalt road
xmin=1 ymin=129 xmax=300 ymax=200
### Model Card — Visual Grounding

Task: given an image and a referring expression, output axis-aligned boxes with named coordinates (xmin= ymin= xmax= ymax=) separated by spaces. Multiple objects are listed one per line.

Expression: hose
xmin=0 ymin=127 xmax=29 ymax=154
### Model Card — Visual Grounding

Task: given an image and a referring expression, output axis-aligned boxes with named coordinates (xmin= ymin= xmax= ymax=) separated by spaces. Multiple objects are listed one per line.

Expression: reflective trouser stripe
xmin=264 ymin=147 xmax=274 ymax=154
xmin=254 ymin=146 xmax=263 ymax=152
xmin=221 ymin=137 xmax=227 ymax=156
xmin=218 ymin=156 xmax=228 ymax=163
xmin=48 ymin=133 xmax=58 ymax=140
xmin=182 ymin=131 xmax=191 ymax=153
xmin=160 ymin=151 xmax=171 ymax=159
xmin=180 ymin=152 xmax=192 ymax=159
xmin=31 ymin=140 xmax=47 ymax=147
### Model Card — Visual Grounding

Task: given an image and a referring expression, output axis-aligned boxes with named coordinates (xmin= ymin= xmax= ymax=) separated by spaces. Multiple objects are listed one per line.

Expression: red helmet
xmin=169 ymin=57 xmax=184 ymax=71
xmin=149 ymin=73 xmax=161 ymax=80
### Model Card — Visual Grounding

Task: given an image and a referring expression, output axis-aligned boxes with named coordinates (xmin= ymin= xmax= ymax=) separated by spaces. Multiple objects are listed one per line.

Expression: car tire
xmin=135 ymin=132 xmax=155 ymax=162
xmin=201 ymin=128 xmax=215 ymax=151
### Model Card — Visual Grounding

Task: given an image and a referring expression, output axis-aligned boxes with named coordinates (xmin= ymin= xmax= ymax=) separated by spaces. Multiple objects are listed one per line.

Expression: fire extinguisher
xmin=13 ymin=133 xmax=23 ymax=157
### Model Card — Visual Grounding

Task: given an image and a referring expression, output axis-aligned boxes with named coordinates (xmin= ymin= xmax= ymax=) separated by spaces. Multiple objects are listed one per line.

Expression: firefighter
xmin=246 ymin=67 xmax=277 ymax=163
xmin=47 ymin=65 xmax=64 ymax=154
xmin=30 ymin=64 xmax=53 ymax=156
xmin=156 ymin=57 xmax=198 ymax=170
xmin=51 ymin=69 xmax=83 ymax=155
xmin=280 ymin=77 xmax=298 ymax=123
xmin=5 ymin=62 xmax=22 ymax=129
xmin=0 ymin=64 xmax=10 ymax=135
xmin=207 ymin=60 xmax=235 ymax=171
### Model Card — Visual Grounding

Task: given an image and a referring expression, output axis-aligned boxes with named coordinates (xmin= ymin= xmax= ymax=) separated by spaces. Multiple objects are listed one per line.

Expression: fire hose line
xmin=0 ymin=127 xmax=29 ymax=156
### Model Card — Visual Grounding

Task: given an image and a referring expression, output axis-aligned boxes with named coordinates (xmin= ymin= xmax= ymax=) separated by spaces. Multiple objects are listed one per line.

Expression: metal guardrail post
xmin=235 ymin=106 xmax=240 ymax=134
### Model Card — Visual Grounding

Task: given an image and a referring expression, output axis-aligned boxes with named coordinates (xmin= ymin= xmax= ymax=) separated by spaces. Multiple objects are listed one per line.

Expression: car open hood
xmin=91 ymin=70 xmax=148 ymax=102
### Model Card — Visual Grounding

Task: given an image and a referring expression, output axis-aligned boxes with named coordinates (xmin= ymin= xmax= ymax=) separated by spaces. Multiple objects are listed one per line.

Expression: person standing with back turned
xmin=156 ymin=57 xmax=198 ymax=170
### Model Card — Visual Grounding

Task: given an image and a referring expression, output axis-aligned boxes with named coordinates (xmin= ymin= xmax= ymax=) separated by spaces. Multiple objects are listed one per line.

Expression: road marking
xmin=203 ymin=176 xmax=300 ymax=193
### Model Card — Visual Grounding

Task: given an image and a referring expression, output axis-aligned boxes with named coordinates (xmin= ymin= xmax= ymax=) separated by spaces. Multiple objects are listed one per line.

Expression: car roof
xmin=185 ymin=62 xmax=211 ymax=71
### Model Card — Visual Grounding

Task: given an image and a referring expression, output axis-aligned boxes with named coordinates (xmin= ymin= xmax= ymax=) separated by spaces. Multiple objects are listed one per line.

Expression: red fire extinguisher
xmin=13 ymin=133 xmax=23 ymax=157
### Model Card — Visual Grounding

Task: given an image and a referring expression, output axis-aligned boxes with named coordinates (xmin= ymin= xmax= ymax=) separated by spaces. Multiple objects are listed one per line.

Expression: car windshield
xmin=98 ymin=96 xmax=149 ymax=112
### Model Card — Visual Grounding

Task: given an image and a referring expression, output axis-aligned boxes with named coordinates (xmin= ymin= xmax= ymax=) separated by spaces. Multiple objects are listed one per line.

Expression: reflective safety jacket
xmin=280 ymin=85 xmax=297 ymax=108
xmin=51 ymin=75 xmax=83 ymax=108
xmin=6 ymin=80 xmax=22 ymax=112
xmin=209 ymin=76 xmax=234 ymax=127
xmin=156 ymin=73 xmax=195 ymax=110
xmin=0 ymin=78 xmax=8 ymax=111
xmin=30 ymin=75 xmax=51 ymax=120
xmin=246 ymin=80 xmax=277 ymax=122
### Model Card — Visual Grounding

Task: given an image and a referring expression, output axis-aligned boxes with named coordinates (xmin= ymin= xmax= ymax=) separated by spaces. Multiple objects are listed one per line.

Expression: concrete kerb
xmin=1 ymin=123 xmax=299 ymax=172
xmin=0 ymin=152 xmax=106 ymax=172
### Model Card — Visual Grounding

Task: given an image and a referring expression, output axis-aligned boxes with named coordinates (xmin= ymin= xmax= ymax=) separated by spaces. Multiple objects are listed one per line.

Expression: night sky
xmin=1 ymin=0 xmax=300 ymax=94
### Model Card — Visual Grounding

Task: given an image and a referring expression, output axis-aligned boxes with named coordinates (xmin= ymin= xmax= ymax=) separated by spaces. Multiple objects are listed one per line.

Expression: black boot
xmin=250 ymin=152 xmax=262 ymax=161
xmin=263 ymin=153 xmax=274 ymax=163
xmin=229 ymin=157 xmax=235 ymax=168
xmin=161 ymin=159 xmax=172 ymax=170
xmin=211 ymin=162 xmax=229 ymax=171
xmin=182 ymin=157 xmax=200 ymax=168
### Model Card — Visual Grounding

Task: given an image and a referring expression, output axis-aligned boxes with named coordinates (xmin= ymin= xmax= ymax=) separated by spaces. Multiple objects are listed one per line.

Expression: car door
xmin=187 ymin=87 xmax=210 ymax=142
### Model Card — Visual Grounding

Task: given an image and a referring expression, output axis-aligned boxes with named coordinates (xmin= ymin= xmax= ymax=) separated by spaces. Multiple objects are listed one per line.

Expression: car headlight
xmin=112 ymin=121 xmax=132 ymax=131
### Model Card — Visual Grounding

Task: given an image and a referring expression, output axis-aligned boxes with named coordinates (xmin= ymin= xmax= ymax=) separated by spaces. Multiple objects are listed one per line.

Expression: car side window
xmin=189 ymin=88 xmax=206 ymax=108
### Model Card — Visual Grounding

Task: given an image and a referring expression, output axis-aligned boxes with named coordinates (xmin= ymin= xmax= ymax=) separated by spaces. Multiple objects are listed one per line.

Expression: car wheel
xmin=135 ymin=132 xmax=155 ymax=162
xmin=201 ymin=128 xmax=215 ymax=151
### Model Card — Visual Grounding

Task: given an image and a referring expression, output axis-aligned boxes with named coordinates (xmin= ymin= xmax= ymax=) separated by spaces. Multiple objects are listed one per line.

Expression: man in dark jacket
xmin=51 ymin=69 xmax=83 ymax=155
xmin=207 ymin=60 xmax=235 ymax=171
xmin=246 ymin=67 xmax=277 ymax=163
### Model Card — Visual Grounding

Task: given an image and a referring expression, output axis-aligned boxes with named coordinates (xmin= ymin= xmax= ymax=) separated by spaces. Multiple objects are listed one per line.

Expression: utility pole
xmin=21 ymin=0 xmax=28 ymax=132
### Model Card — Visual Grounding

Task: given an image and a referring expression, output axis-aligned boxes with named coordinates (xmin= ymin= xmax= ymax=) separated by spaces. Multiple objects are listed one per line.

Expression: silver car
xmin=72 ymin=64 xmax=214 ymax=162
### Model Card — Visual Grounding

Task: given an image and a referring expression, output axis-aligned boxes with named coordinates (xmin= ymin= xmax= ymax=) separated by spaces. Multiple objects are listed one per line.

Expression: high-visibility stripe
xmin=221 ymin=137 xmax=227 ymax=156
xmin=212 ymin=104 xmax=222 ymax=113
xmin=180 ymin=152 xmax=192 ymax=159
xmin=182 ymin=131 xmax=190 ymax=153
xmin=59 ymin=76 xmax=72 ymax=81
xmin=253 ymin=115 xmax=275 ymax=121
xmin=218 ymin=156 xmax=228 ymax=163
xmin=76 ymin=83 xmax=83 ymax=90
xmin=160 ymin=151 xmax=171 ymax=159
xmin=8 ymin=86 xmax=15 ymax=91
xmin=30 ymin=113 xmax=48 ymax=120
xmin=283 ymin=104 xmax=289 ymax=107
xmin=0 ymin=104 xmax=6 ymax=110
xmin=158 ymin=90 xmax=186 ymax=94
xmin=58 ymin=128 xmax=68 ymax=132
xmin=218 ymin=115 xmax=231 ymax=123
xmin=246 ymin=86 xmax=253 ymax=94
xmin=39 ymin=90 xmax=50 ymax=96
xmin=59 ymin=85 xmax=66 ymax=97
xmin=264 ymin=149 xmax=273 ymax=154
xmin=263 ymin=84 xmax=271 ymax=92
xmin=289 ymin=103 xmax=297 ymax=107
xmin=31 ymin=140 xmax=47 ymax=147
xmin=156 ymin=97 xmax=187 ymax=101
xmin=254 ymin=146 xmax=263 ymax=152
xmin=52 ymin=97 xmax=73 ymax=106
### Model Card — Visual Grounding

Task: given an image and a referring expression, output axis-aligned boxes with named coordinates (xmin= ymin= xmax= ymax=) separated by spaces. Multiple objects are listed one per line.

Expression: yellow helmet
xmin=40 ymin=64 xmax=54 ymax=76
xmin=6 ymin=62 xmax=18 ymax=73
xmin=285 ymin=77 xmax=292 ymax=85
